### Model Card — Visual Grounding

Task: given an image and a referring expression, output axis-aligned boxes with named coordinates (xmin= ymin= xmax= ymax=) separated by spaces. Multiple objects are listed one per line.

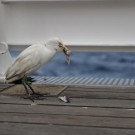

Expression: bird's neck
xmin=46 ymin=44 xmax=57 ymax=52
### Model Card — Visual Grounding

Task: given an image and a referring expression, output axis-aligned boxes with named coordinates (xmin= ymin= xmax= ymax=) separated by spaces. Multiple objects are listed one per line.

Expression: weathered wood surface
xmin=0 ymin=84 xmax=66 ymax=96
xmin=1 ymin=85 xmax=135 ymax=135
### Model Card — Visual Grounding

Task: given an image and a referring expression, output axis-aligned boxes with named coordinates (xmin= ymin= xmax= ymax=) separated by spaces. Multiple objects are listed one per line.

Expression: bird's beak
xmin=59 ymin=43 xmax=71 ymax=64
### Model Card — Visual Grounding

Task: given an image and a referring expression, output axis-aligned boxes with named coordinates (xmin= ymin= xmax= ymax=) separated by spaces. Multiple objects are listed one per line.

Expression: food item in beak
xmin=65 ymin=50 xmax=71 ymax=64
xmin=66 ymin=54 xmax=70 ymax=64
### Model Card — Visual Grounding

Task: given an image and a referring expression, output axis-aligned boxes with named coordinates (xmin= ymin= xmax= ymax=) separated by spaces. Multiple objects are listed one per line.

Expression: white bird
xmin=5 ymin=37 xmax=71 ymax=100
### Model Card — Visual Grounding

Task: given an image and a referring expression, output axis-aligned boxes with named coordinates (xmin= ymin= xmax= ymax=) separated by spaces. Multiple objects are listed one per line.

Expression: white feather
xmin=5 ymin=38 xmax=62 ymax=83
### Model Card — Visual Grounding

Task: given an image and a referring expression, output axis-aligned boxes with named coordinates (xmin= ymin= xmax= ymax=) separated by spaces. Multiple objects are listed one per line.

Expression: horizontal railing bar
xmin=2 ymin=0 xmax=133 ymax=4
xmin=7 ymin=44 xmax=135 ymax=52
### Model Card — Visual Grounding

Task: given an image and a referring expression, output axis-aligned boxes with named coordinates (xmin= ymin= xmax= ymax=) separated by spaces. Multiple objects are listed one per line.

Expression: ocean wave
xmin=11 ymin=51 xmax=135 ymax=78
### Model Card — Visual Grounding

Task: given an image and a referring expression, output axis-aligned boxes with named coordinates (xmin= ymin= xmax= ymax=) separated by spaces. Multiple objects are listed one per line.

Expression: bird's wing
xmin=6 ymin=45 xmax=41 ymax=80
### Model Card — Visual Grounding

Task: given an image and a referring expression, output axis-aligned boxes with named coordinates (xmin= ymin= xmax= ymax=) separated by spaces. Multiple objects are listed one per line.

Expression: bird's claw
xmin=31 ymin=92 xmax=49 ymax=97
xmin=22 ymin=93 xmax=47 ymax=102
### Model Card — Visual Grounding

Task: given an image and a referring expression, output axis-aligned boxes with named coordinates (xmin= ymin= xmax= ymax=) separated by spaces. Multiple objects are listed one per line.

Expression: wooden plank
xmin=0 ymin=84 xmax=14 ymax=91
xmin=66 ymin=87 xmax=135 ymax=93
xmin=1 ymin=123 xmax=135 ymax=135
xmin=1 ymin=96 xmax=135 ymax=109
xmin=60 ymin=91 xmax=135 ymax=99
xmin=1 ymin=113 xmax=135 ymax=129
xmin=0 ymin=104 xmax=135 ymax=118
xmin=0 ymin=84 xmax=66 ymax=96
xmin=1 ymin=85 xmax=135 ymax=134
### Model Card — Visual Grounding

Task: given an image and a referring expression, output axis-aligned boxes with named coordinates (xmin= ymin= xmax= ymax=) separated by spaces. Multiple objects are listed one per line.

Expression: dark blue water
xmin=11 ymin=51 xmax=135 ymax=78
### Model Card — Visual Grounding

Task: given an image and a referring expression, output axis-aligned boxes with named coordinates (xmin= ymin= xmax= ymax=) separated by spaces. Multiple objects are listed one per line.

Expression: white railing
xmin=2 ymin=0 xmax=133 ymax=4
xmin=1 ymin=0 xmax=135 ymax=52
xmin=7 ymin=43 xmax=135 ymax=52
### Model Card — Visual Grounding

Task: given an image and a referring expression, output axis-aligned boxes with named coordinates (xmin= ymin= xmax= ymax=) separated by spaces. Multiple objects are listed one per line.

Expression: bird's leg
xmin=25 ymin=81 xmax=36 ymax=94
xmin=22 ymin=77 xmax=34 ymax=102
xmin=24 ymin=76 xmax=47 ymax=100
xmin=25 ymin=81 xmax=44 ymax=96
xmin=22 ymin=77 xmax=29 ymax=95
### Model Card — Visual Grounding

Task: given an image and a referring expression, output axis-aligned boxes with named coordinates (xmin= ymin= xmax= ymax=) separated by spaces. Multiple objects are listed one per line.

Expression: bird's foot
xmin=22 ymin=92 xmax=47 ymax=102
xmin=31 ymin=92 xmax=49 ymax=97
xmin=22 ymin=94 xmax=35 ymax=102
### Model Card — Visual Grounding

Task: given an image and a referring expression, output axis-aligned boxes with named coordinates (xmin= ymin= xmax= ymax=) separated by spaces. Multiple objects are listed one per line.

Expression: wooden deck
xmin=1 ymin=84 xmax=135 ymax=135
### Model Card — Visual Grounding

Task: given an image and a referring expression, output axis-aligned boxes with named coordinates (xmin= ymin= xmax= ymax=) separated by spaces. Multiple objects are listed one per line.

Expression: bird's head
xmin=46 ymin=37 xmax=71 ymax=64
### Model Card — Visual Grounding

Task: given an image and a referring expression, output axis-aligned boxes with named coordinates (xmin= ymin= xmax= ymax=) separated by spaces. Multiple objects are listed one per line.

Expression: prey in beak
xmin=59 ymin=43 xmax=71 ymax=64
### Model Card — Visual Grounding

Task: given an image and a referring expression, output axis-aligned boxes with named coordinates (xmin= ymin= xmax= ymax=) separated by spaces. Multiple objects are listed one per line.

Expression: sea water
xmin=11 ymin=52 xmax=135 ymax=79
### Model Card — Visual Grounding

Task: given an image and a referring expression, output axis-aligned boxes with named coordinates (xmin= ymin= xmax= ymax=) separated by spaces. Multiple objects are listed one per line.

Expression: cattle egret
xmin=5 ymin=37 xmax=71 ymax=101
